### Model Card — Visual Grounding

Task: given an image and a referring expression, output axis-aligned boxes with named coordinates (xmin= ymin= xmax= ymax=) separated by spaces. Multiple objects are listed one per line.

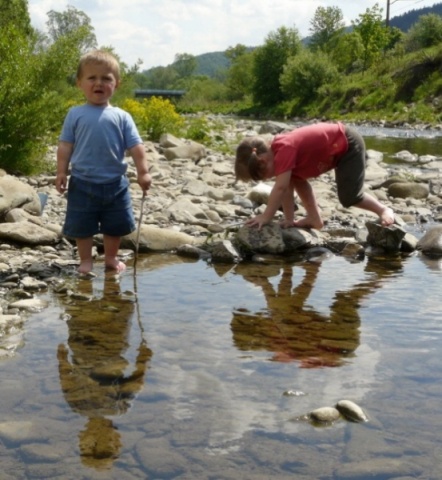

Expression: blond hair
xmin=76 ymin=50 xmax=121 ymax=81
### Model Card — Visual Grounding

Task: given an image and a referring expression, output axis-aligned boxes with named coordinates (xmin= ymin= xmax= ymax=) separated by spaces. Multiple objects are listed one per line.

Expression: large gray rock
xmin=0 ymin=222 xmax=59 ymax=245
xmin=236 ymin=223 xmax=285 ymax=254
xmin=366 ymin=222 xmax=407 ymax=252
xmin=122 ymin=225 xmax=201 ymax=252
xmin=282 ymin=227 xmax=327 ymax=252
xmin=388 ymin=181 xmax=429 ymax=199
xmin=0 ymin=175 xmax=42 ymax=216
xmin=417 ymin=225 xmax=442 ymax=256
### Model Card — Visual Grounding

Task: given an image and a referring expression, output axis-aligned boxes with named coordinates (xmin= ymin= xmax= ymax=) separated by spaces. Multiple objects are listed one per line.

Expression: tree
xmin=252 ymin=26 xmax=302 ymax=107
xmin=403 ymin=13 xmax=442 ymax=52
xmin=46 ymin=5 xmax=97 ymax=53
xmin=352 ymin=3 xmax=390 ymax=71
xmin=173 ymin=53 xmax=197 ymax=79
xmin=0 ymin=6 xmax=98 ymax=173
xmin=280 ymin=49 xmax=338 ymax=107
xmin=143 ymin=66 xmax=179 ymax=89
xmin=0 ymin=0 xmax=32 ymax=35
xmin=309 ymin=6 xmax=345 ymax=53
xmin=225 ymin=44 xmax=254 ymax=100
xmin=329 ymin=32 xmax=364 ymax=74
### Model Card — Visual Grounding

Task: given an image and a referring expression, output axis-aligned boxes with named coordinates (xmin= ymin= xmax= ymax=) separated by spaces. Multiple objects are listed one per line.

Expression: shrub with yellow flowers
xmin=121 ymin=97 xmax=184 ymax=141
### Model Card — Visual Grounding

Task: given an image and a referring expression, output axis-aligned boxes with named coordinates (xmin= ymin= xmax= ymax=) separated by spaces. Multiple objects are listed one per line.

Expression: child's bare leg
xmin=353 ymin=193 xmax=395 ymax=226
xmin=292 ymin=179 xmax=324 ymax=230
xmin=76 ymin=237 xmax=94 ymax=274
xmin=103 ymin=234 xmax=126 ymax=272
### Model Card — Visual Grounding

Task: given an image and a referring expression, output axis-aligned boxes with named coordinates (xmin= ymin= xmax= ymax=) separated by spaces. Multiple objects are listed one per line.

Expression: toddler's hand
xmin=55 ymin=174 xmax=67 ymax=194
xmin=138 ymin=172 xmax=152 ymax=194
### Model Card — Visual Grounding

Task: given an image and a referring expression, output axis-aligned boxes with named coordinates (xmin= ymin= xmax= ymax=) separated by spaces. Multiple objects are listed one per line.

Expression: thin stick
xmin=134 ymin=192 xmax=146 ymax=271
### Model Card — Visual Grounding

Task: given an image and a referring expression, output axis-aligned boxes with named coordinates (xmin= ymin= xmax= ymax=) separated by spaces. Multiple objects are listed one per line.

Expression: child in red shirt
xmin=235 ymin=122 xmax=394 ymax=230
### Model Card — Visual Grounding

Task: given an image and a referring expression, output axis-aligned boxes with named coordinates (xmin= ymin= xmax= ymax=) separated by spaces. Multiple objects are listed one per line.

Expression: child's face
xmin=77 ymin=62 xmax=119 ymax=106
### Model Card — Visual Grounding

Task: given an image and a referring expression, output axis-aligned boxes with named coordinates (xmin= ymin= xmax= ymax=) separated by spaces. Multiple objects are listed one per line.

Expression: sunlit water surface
xmin=1 ymin=130 xmax=442 ymax=479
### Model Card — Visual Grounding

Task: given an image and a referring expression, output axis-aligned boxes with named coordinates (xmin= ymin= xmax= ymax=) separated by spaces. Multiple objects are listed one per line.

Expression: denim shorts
xmin=63 ymin=176 xmax=136 ymax=238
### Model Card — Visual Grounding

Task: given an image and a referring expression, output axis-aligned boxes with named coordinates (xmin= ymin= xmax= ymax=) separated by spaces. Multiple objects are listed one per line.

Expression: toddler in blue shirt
xmin=56 ymin=50 xmax=152 ymax=274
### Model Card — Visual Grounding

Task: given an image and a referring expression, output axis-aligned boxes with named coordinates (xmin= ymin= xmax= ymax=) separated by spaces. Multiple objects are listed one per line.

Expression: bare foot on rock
xmin=293 ymin=216 xmax=324 ymax=230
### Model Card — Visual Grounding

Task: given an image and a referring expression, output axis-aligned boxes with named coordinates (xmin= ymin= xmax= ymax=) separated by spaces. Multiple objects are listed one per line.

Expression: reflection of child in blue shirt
xmin=56 ymin=50 xmax=152 ymax=275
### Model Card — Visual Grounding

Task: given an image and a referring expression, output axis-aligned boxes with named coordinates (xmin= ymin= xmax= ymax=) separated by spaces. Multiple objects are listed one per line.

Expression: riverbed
xmin=0 ymin=129 xmax=441 ymax=479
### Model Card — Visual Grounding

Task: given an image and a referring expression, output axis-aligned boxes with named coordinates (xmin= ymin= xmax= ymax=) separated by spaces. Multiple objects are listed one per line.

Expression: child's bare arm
xmin=129 ymin=143 xmax=152 ymax=194
xmin=246 ymin=171 xmax=291 ymax=229
xmin=56 ymin=141 xmax=73 ymax=194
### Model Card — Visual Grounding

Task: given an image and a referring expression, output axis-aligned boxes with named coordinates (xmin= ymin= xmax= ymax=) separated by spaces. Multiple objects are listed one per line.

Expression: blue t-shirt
xmin=59 ymin=104 xmax=143 ymax=184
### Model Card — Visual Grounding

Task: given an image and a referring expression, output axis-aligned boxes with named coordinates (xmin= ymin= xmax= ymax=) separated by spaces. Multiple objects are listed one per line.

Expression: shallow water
xmin=1 ymin=240 xmax=441 ymax=479
xmin=1 ymin=131 xmax=442 ymax=479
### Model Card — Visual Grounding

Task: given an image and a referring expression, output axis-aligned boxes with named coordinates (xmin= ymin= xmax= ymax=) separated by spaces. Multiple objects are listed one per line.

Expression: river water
xmin=1 ymin=128 xmax=442 ymax=479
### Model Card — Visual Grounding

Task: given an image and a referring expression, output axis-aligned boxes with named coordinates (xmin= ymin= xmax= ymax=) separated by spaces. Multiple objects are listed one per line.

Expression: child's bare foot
xmin=105 ymin=258 xmax=126 ymax=273
xmin=78 ymin=259 xmax=93 ymax=274
xmin=380 ymin=207 xmax=395 ymax=226
xmin=293 ymin=216 xmax=324 ymax=230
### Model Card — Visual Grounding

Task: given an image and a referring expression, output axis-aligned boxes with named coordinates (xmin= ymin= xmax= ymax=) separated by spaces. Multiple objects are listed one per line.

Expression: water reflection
xmin=57 ymin=273 xmax=152 ymax=469
xmin=232 ymin=254 xmax=404 ymax=368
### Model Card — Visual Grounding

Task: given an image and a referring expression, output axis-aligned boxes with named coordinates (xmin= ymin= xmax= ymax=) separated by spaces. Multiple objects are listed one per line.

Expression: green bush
xmin=0 ymin=18 xmax=89 ymax=175
xmin=121 ymin=97 xmax=184 ymax=141
xmin=280 ymin=50 xmax=338 ymax=107
xmin=0 ymin=27 xmax=60 ymax=173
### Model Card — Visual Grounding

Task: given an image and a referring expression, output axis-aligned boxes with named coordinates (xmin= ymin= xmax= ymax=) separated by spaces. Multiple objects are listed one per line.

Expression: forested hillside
xmin=142 ymin=2 xmax=442 ymax=79
xmin=2 ymin=1 xmax=442 ymax=176
xmin=390 ymin=3 xmax=442 ymax=30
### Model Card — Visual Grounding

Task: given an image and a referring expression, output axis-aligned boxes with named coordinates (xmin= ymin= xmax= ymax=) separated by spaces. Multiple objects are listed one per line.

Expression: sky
xmin=28 ymin=0 xmax=440 ymax=70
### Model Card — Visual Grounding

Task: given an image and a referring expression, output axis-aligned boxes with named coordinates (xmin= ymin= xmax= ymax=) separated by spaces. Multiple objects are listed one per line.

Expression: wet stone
xmin=336 ymin=399 xmax=369 ymax=423
xmin=309 ymin=406 xmax=341 ymax=424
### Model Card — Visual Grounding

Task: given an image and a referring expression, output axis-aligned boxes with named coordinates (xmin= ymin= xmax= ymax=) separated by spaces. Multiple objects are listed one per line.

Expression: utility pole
xmin=386 ymin=0 xmax=391 ymax=27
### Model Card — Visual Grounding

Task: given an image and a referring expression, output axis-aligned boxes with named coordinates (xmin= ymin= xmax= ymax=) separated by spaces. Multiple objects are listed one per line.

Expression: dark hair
xmin=235 ymin=137 xmax=269 ymax=182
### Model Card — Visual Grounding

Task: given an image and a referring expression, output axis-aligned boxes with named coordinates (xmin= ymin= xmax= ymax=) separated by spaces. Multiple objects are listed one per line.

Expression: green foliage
xmin=280 ymin=49 xmax=339 ymax=108
xmin=252 ymin=26 xmax=302 ymax=107
xmin=225 ymin=45 xmax=255 ymax=100
xmin=329 ymin=32 xmax=364 ymax=74
xmin=403 ymin=13 xmax=442 ymax=52
xmin=352 ymin=3 xmax=390 ymax=71
xmin=0 ymin=26 xmax=71 ymax=174
xmin=179 ymin=76 xmax=229 ymax=109
xmin=0 ymin=0 xmax=32 ymax=35
xmin=46 ymin=5 xmax=97 ymax=52
xmin=309 ymin=6 xmax=345 ymax=53
xmin=184 ymin=116 xmax=211 ymax=143
xmin=0 ymin=5 xmax=106 ymax=174
xmin=121 ymin=97 xmax=184 ymax=141
xmin=173 ymin=53 xmax=197 ymax=78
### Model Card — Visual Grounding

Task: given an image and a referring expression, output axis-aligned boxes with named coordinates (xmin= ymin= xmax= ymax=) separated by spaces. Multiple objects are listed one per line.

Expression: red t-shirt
xmin=271 ymin=122 xmax=348 ymax=180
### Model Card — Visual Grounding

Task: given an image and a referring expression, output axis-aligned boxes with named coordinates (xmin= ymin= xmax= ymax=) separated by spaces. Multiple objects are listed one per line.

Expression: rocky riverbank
xmin=1 ymin=118 xmax=442 ymax=355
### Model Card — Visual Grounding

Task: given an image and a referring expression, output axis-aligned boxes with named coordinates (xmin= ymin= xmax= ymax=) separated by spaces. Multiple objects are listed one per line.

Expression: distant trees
xmin=173 ymin=53 xmax=197 ymax=79
xmin=252 ymin=26 xmax=302 ymax=107
xmin=225 ymin=44 xmax=254 ymax=100
xmin=403 ymin=13 xmax=442 ymax=51
xmin=352 ymin=4 xmax=391 ymax=71
xmin=46 ymin=5 xmax=97 ymax=52
xmin=309 ymin=6 xmax=345 ymax=53
xmin=280 ymin=50 xmax=338 ymax=107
